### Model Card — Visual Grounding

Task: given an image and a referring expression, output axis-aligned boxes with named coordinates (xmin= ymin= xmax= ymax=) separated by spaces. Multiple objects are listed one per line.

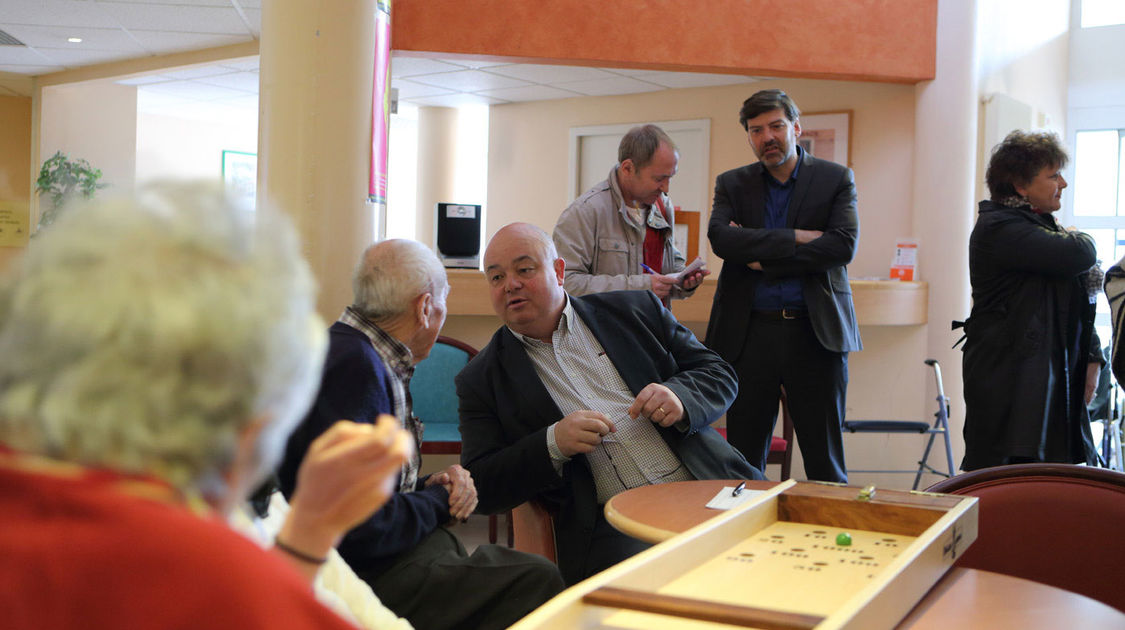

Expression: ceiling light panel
xmin=1 ymin=0 xmax=122 ymax=29
xmin=408 ymin=69 xmax=530 ymax=92
xmin=96 ymin=4 xmax=251 ymax=35
xmin=196 ymin=71 xmax=259 ymax=92
xmin=476 ymin=84 xmax=585 ymax=103
xmin=390 ymin=56 xmax=466 ymax=78
xmin=0 ymin=25 xmax=142 ymax=51
xmin=554 ymin=76 xmax=664 ymax=97
xmin=484 ymin=64 xmax=617 ymax=84
xmin=126 ymin=31 xmax=249 ymax=54
xmin=29 ymin=47 xmax=137 ymax=67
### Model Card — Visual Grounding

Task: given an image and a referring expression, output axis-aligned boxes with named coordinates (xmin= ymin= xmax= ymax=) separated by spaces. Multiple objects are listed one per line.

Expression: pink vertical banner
xmin=369 ymin=0 xmax=392 ymax=204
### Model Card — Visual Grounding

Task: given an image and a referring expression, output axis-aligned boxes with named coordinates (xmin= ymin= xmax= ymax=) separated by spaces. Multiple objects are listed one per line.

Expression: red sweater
xmin=0 ymin=450 xmax=357 ymax=629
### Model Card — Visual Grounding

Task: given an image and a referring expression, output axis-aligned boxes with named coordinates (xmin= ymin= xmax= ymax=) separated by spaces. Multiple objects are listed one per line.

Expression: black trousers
xmin=726 ymin=315 xmax=849 ymax=483
xmin=363 ymin=527 xmax=564 ymax=630
xmin=580 ymin=509 xmax=652 ymax=581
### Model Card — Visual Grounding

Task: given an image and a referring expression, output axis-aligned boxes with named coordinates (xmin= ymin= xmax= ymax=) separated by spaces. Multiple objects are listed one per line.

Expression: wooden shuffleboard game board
xmin=512 ymin=480 xmax=977 ymax=630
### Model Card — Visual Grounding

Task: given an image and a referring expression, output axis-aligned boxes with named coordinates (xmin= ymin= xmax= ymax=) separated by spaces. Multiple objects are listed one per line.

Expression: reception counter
xmin=446 ymin=269 xmax=928 ymax=326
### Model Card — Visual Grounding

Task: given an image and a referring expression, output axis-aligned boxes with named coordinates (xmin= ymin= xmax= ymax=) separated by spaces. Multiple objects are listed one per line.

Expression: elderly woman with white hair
xmin=0 ymin=184 xmax=410 ymax=628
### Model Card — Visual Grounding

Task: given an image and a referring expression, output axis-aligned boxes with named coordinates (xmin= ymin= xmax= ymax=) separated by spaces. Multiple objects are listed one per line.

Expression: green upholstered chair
xmin=411 ymin=336 xmax=476 ymax=455
xmin=410 ymin=336 xmax=512 ymax=544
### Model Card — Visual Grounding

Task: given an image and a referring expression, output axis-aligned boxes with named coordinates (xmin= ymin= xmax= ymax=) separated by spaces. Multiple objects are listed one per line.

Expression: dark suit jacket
xmin=456 ymin=290 xmax=762 ymax=584
xmin=278 ymin=321 xmax=450 ymax=580
xmin=705 ymin=151 xmax=862 ymax=359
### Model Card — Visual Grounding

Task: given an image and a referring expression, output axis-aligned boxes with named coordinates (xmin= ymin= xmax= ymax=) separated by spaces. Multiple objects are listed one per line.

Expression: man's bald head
xmin=483 ymin=223 xmax=566 ymax=342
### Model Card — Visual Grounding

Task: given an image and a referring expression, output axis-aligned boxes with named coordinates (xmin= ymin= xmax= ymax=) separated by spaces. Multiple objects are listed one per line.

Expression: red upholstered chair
xmin=510 ymin=500 xmax=557 ymax=563
xmin=716 ymin=392 xmax=794 ymax=481
xmin=925 ymin=463 xmax=1125 ymax=612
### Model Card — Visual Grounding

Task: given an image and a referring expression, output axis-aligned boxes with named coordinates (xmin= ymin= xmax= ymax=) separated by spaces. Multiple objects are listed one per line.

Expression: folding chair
xmin=843 ymin=359 xmax=955 ymax=490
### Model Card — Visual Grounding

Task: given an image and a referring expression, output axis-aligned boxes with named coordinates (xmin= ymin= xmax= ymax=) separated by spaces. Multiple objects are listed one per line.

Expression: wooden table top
xmin=604 ymin=479 xmax=1125 ymax=629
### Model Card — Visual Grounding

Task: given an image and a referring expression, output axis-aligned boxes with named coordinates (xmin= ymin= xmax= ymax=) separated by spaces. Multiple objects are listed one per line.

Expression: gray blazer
xmin=456 ymin=290 xmax=762 ymax=585
xmin=705 ymin=151 xmax=862 ymax=358
xmin=553 ymin=164 xmax=691 ymax=298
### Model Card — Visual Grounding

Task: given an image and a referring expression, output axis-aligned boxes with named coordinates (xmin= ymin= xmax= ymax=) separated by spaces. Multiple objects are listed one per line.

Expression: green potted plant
xmin=35 ymin=151 xmax=106 ymax=231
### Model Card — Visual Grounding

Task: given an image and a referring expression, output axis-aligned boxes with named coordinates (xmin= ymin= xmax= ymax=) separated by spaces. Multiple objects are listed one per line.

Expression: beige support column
xmin=912 ymin=0 xmax=981 ymax=470
xmin=414 ymin=106 xmax=458 ymax=247
xmin=259 ymin=0 xmax=377 ymax=321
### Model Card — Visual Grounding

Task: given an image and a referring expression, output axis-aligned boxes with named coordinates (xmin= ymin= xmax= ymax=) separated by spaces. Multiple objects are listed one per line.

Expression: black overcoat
xmin=962 ymin=200 xmax=1100 ymax=470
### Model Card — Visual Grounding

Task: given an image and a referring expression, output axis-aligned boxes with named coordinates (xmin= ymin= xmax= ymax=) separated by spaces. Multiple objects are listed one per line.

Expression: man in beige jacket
xmin=553 ymin=124 xmax=708 ymax=303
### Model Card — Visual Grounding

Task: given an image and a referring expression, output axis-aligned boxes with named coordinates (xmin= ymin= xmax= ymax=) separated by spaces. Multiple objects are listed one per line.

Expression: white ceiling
xmin=0 ymin=0 xmax=759 ymax=117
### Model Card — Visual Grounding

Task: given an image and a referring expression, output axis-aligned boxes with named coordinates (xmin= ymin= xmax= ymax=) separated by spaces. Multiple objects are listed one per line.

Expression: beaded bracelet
xmin=273 ymin=537 xmax=327 ymax=565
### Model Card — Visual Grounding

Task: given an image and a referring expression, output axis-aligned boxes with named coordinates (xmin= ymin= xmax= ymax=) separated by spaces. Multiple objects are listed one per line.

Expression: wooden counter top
xmin=446 ymin=269 xmax=928 ymax=326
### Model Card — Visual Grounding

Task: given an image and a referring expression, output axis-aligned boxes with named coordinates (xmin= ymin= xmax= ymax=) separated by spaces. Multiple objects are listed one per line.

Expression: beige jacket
xmin=553 ymin=165 xmax=692 ymax=298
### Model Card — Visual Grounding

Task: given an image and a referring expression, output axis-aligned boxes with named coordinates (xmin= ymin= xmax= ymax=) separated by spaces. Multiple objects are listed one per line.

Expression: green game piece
xmin=836 ymin=532 xmax=852 ymax=546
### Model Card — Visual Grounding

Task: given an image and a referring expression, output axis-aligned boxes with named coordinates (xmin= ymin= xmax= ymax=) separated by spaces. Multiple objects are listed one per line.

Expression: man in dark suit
xmin=457 ymin=223 xmax=762 ymax=585
xmin=706 ymin=89 xmax=861 ymax=483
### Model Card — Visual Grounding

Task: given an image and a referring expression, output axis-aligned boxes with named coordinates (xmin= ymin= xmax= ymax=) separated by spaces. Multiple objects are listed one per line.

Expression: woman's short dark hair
xmin=739 ymin=89 xmax=801 ymax=130
xmin=986 ymin=130 xmax=1069 ymax=200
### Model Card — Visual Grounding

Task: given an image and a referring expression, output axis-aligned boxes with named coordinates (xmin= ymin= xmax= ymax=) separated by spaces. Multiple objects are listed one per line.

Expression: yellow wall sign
xmin=0 ymin=200 xmax=30 ymax=247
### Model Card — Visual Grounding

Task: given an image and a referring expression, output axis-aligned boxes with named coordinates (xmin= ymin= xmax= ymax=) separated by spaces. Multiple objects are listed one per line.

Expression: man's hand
xmin=679 ymin=268 xmax=711 ymax=290
xmin=628 ymin=383 xmax=685 ymax=427
xmin=555 ymin=410 xmax=616 ymax=456
xmin=649 ymin=273 xmax=678 ymax=298
xmin=278 ymin=416 xmax=411 ymax=581
xmin=426 ymin=464 xmax=477 ymax=522
xmin=746 ymin=262 xmax=763 ymax=271
xmin=1086 ymin=361 xmax=1101 ymax=405
xmin=794 ymin=229 xmax=823 ymax=244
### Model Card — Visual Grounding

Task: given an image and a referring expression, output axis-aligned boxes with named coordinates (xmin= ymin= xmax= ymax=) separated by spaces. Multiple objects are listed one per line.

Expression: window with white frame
xmin=1082 ymin=0 xmax=1125 ymax=28
xmin=1071 ymin=128 xmax=1125 ymax=356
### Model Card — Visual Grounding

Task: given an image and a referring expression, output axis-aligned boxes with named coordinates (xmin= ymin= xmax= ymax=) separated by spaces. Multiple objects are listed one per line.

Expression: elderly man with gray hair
xmin=279 ymin=239 xmax=563 ymax=630
xmin=0 ymin=184 xmax=412 ymax=628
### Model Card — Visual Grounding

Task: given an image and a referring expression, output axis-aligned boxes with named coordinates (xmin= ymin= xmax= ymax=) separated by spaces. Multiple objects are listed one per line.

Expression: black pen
xmin=731 ymin=481 xmax=746 ymax=497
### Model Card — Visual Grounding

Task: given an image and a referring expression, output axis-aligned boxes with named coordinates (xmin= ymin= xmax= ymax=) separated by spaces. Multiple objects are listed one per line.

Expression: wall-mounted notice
xmin=0 ymin=200 xmax=29 ymax=247
xmin=890 ymin=238 xmax=917 ymax=281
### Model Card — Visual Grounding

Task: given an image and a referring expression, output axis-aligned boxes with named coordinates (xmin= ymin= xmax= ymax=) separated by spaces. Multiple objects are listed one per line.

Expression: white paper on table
xmin=705 ymin=486 xmax=766 ymax=510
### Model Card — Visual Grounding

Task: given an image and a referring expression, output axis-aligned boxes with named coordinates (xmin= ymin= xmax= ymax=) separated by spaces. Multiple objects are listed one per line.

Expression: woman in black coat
xmin=961 ymin=130 xmax=1102 ymax=471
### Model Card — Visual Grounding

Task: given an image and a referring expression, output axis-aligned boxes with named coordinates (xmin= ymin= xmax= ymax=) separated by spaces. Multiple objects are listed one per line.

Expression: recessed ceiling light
xmin=67 ymin=37 xmax=82 ymax=43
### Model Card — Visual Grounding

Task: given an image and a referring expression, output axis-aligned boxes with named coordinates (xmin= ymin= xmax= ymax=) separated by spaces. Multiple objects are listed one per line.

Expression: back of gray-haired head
xmin=618 ymin=124 xmax=677 ymax=170
xmin=0 ymin=182 xmax=326 ymax=495
xmin=351 ymin=239 xmax=448 ymax=323
xmin=739 ymin=89 xmax=801 ymax=130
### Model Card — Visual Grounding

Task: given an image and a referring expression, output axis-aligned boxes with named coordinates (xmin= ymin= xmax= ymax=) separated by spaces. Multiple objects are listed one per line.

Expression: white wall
xmin=135 ymin=112 xmax=257 ymax=185
xmin=978 ymin=0 xmax=1071 ymax=133
xmin=1069 ymin=11 xmax=1125 ymax=116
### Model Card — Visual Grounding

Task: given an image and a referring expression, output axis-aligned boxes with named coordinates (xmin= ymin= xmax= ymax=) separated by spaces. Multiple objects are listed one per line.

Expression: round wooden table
xmin=604 ymin=480 xmax=1125 ymax=629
